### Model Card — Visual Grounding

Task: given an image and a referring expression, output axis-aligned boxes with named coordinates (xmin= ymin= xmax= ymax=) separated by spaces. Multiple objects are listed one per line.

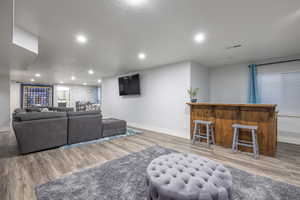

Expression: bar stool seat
xmin=232 ymin=124 xmax=259 ymax=159
xmin=232 ymin=124 xmax=258 ymax=130
xmin=192 ymin=120 xmax=215 ymax=147
xmin=194 ymin=120 xmax=213 ymax=125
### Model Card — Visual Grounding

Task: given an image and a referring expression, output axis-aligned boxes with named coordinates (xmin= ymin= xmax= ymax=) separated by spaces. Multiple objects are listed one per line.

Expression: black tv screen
xmin=118 ymin=74 xmax=140 ymax=96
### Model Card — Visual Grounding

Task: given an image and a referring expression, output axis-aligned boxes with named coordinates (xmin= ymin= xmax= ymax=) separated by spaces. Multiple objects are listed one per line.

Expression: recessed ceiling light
xmin=194 ymin=33 xmax=206 ymax=43
xmin=35 ymin=73 xmax=41 ymax=77
xmin=125 ymin=0 xmax=148 ymax=7
xmin=88 ymin=69 xmax=94 ymax=75
xmin=138 ymin=53 xmax=146 ymax=60
xmin=60 ymin=81 xmax=64 ymax=84
xmin=71 ymin=76 xmax=76 ymax=80
xmin=76 ymin=35 xmax=87 ymax=44
xmin=30 ymin=78 xmax=35 ymax=82
xmin=83 ymin=83 xmax=87 ymax=86
xmin=98 ymin=79 xmax=102 ymax=83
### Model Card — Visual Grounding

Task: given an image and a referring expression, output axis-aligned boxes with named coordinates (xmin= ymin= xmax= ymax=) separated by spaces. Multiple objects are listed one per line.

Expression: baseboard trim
xmin=0 ymin=126 xmax=11 ymax=133
xmin=127 ymin=122 xmax=190 ymax=139
xmin=128 ymin=124 xmax=300 ymax=145
xmin=278 ymin=136 xmax=300 ymax=145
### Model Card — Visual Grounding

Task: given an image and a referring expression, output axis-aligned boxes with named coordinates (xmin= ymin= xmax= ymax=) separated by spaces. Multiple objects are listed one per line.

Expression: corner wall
xmin=10 ymin=81 xmax=21 ymax=115
xmin=0 ymin=75 xmax=10 ymax=131
xmin=0 ymin=0 xmax=13 ymax=132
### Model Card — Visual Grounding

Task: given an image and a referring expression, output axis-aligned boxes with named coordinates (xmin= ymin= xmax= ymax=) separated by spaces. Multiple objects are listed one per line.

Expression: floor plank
xmin=0 ymin=128 xmax=300 ymax=199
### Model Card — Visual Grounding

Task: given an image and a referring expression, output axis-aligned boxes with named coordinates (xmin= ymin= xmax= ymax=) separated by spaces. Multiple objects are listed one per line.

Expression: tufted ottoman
xmin=146 ymin=153 xmax=232 ymax=200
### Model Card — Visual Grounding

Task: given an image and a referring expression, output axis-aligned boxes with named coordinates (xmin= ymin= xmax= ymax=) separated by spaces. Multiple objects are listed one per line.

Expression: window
xmin=281 ymin=72 xmax=300 ymax=115
xmin=257 ymin=62 xmax=300 ymax=115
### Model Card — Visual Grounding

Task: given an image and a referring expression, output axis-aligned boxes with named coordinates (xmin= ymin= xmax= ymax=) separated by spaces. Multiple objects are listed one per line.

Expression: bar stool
xmin=232 ymin=124 xmax=259 ymax=159
xmin=192 ymin=120 xmax=215 ymax=147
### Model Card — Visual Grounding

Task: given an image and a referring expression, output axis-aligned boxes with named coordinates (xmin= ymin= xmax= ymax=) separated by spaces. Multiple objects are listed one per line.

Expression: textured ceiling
xmin=9 ymin=0 xmax=300 ymax=85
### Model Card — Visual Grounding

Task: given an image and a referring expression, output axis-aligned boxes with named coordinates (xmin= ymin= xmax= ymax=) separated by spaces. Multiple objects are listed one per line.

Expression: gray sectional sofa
xmin=67 ymin=111 xmax=103 ymax=144
xmin=13 ymin=112 xmax=68 ymax=154
xmin=12 ymin=108 xmax=126 ymax=154
xmin=102 ymin=118 xmax=127 ymax=138
xmin=25 ymin=106 xmax=74 ymax=113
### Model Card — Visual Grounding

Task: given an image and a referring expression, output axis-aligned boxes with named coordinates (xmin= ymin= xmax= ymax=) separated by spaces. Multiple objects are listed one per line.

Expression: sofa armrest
xmin=13 ymin=117 xmax=68 ymax=154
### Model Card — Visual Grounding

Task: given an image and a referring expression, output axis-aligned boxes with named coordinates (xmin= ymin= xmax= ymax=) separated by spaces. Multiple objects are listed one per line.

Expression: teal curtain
xmin=248 ymin=64 xmax=260 ymax=104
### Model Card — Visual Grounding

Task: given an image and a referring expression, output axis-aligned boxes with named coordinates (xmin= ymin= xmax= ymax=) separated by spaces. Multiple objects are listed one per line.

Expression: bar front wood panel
xmin=188 ymin=103 xmax=277 ymax=157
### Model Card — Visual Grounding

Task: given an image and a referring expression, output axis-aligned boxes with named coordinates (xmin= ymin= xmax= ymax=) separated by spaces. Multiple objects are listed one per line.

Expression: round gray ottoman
xmin=146 ymin=153 xmax=232 ymax=200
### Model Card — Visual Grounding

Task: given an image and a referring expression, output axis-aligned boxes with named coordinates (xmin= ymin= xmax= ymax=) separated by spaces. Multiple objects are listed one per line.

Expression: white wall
xmin=0 ymin=0 xmax=12 ymax=132
xmin=209 ymin=64 xmax=249 ymax=103
xmin=102 ymin=62 xmax=194 ymax=138
xmin=0 ymin=75 xmax=10 ymax=131
xmin=10 ymin=81 xmax=21 ymax=114
xmin=191 ymin=62 xmax=209 ymax=102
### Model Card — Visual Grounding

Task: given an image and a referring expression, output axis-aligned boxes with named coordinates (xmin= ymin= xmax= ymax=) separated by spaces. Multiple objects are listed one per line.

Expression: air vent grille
xmin=226 ymin=44 xmax=242 ymax=50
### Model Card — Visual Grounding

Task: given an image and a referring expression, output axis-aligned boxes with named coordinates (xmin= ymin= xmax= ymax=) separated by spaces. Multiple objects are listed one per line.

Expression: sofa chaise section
xmin=102 ymin=118 xmax=127 ymax=138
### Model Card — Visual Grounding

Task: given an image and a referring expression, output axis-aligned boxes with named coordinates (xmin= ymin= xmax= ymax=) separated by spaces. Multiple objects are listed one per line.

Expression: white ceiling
xmin=9 ymin=0 xmax=300 ymax=85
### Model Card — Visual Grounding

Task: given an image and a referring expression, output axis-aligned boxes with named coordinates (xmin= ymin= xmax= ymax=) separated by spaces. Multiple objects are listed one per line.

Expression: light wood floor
xmin=0 ymin=128 xmax=300 ymax=200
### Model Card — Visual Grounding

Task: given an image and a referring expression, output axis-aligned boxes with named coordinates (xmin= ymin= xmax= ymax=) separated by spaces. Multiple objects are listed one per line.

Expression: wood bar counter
xmin=187 ymin=103 xmax=277 ymax=157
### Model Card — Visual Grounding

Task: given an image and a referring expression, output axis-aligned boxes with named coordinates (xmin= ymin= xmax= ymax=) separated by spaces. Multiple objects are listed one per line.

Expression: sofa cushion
xmin=26 ymin=107 xmax=42 ymax=112
xmin=14 ymin=112 xmax=67 ymax=121
xmin=14 ymin=108 xmax=26 ymax=113
xmin=50 ymin=107 xmax=74 ymax=112
xmin=67 ymin=110 xmax=101 ymax=117
xmin=41 ymin=108 xmax=50 ymax=112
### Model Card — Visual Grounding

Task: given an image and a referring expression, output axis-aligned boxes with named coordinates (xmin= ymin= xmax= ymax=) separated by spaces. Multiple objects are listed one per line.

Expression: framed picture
xmin=21 ymin=84 xmax=54 ymax=108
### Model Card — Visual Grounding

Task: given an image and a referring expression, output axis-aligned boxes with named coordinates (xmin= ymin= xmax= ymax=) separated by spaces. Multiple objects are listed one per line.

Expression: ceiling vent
xmin=226 ymin=44 xmax=242 ymax=50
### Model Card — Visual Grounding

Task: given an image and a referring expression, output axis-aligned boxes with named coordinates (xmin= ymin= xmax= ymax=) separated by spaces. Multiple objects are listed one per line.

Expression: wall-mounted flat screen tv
xmin=118 ymin=74 xmax=140 ymax=96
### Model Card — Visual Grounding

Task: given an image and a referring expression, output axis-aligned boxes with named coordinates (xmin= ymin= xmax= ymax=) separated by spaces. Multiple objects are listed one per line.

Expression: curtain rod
xmin=254 ymin=58 xmax=300 ymax=67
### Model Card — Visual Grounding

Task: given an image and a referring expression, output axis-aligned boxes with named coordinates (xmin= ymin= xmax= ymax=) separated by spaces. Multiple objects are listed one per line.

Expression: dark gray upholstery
xmin=25 ymin=106 xmax=74 ymax=113
xmin=14 ymin=112 xmax=67 ymax=121
xmin=146 ymin=153 xmax=232 ymax=200
xmin=102 ymin=118 xmax=127 ymax=137
xmin=13 ymin=113 xmax=68 ymax=154
xmin=26 ymin=107 xmax=42 ymax=112
xmin=67 ymin=111 xmax=103 ymax=144
xmin=68 ymin=110 xmax=100 ymax=117
xmin=14 ymin=108 xmax=26 ymax=113
xmin=12 ymin=108 xmax=128 ymax=154
xmin=49 ymin=107 xmax=74 ymax=112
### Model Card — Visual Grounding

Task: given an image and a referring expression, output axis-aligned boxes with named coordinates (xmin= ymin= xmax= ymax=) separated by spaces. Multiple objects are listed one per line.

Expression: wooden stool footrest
xmin=237 ymin=142 xmax=253 ymax=148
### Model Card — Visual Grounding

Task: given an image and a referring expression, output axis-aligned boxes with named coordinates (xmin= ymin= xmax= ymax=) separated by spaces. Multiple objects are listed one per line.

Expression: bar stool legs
xmin=211 ymin=125 xmax=215 ymax=145
xmin=232 ymin=124 xmax=259 ymax=159
xmin=206 ymin=125 xmax=210 ymax=146
xmin=252 ymin=129 xmax=259 ymax=159
xmin=232 ymin=127 xmax=239 ymax=153
xmin=192 ymin=123 xmax=199 ymax=144
xmin=192 ymin=120 xmax=215 ymax=147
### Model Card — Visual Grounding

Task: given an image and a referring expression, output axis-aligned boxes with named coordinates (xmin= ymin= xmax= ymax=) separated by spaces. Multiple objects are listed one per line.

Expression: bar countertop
xmin=186 ymin=102 xmax=277 ymax=108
